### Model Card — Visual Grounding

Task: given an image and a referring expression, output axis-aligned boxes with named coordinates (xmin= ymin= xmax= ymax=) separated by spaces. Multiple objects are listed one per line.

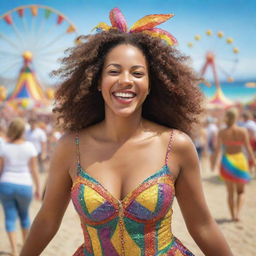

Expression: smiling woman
xmin=20 ymin=8 xmax=233 ymax=256
xmin=51 ymin=28 xmax=203 ymax=134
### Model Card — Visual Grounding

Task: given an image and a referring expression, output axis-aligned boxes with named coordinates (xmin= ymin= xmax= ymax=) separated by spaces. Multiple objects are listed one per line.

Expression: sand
xmin=0 ymin=163 xmax=255 ymax=255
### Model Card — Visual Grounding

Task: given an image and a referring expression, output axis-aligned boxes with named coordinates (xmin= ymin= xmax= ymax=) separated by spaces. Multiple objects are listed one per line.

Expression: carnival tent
xmin=207 ymin=87 xmax=233 ymax=109
xmin=8 ymin=51 xmax=46 ymax=103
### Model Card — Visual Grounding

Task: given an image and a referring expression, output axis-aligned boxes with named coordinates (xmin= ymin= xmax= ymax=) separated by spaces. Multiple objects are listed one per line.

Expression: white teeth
xmin=113 ymin=92 xmax=135 ymax=98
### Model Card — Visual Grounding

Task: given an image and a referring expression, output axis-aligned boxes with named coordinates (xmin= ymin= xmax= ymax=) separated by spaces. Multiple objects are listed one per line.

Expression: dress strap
xmin=75 ymin=133 xmax=81 ymax=168
xmin=165 ymin=130 xmax=174 ymax=165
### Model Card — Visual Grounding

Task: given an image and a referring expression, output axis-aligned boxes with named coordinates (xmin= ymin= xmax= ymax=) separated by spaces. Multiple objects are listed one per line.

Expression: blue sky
xmin=0 ymin=0 xmax=255 ymax=85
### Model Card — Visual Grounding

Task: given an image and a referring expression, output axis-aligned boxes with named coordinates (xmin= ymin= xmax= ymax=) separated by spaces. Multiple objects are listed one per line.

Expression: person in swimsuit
xmin=212 ymin=108 xmax=255 ymax=222
xmin=20 ymin=8 xmax=233 ymax=256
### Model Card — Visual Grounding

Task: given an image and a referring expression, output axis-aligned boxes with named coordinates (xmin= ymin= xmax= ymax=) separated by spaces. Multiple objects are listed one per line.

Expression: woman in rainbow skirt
xmin=212 ymin=108 xmax=255 ymax=222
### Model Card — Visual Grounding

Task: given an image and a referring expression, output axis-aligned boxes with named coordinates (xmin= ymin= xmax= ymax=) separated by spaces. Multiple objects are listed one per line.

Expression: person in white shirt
xmin=240 ymin=111 xmax=256 ymax=170
xmin=0 ymin=118 xmax=40 ymax=256
xmin=241 ymin=111 xmax=256 ymax=136
xmin=206 ymin=117 xmax=219 ymax=154
xmin=25 ymin=117 xmax=47 ymax=172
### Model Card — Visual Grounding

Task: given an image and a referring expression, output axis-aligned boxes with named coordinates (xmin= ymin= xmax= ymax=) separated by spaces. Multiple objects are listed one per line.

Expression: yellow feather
xmin=130 ymin=14 xmax=174 ymax=32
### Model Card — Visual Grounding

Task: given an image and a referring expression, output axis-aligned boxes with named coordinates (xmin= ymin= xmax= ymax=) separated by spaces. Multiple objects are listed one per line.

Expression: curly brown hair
xmin=53 ymin=30 xmax=205 ymax=135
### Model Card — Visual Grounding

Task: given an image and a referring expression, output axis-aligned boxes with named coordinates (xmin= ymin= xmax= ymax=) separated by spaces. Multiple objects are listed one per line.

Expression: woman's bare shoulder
xmin=144 ymin=121 xmax=193 ymax=150
xmin=236 ymin=126 xmax=247 ymax=133
xmin=171 ymin=129 xmax=195 ymax=153
xmin=57 ymin=132 xmax=76 ymax=147
xmin=51 ymin=132 xmax=77 ymax=162
xmin=158 ymin=128 xmax=197 ymax=172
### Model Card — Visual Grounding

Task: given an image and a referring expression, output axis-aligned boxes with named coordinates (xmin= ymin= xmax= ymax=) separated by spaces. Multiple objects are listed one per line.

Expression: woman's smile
xmin=112 ymin=90 xmax=137 ymax=104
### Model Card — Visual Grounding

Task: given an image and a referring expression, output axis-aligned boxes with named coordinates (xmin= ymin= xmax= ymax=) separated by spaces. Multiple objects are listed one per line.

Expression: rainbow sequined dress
xmin=71 ymin=132 xmax=194 ymax=256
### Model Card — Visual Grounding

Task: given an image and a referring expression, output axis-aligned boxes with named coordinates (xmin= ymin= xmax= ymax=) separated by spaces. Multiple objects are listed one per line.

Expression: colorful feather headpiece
xmin=93 ymin=8 xmax=177 ymax=46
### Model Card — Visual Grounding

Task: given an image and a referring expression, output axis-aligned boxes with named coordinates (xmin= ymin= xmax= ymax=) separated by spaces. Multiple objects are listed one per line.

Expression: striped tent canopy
xmin=8 ymin=51 xmax=46 ymax=105
xmin=207 ymin=87 xmax=233 ymax=109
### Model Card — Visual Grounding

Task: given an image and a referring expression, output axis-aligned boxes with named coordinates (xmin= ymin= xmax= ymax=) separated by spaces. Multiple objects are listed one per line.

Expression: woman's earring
xmin=98 ymin=87 xmax=101 ymax=91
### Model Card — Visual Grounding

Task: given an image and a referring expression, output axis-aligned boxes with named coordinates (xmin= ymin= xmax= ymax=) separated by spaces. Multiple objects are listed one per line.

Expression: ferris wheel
xmin=0 ymin=5 xmax=78 ymax=89
xmin=187 ymin=30 xmax=239 ymax=89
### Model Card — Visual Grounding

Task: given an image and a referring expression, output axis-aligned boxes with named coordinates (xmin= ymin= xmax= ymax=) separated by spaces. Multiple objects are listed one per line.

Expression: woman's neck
xmin=8 ymin=138 xmax=24 ymax=144
xmin=226 ymin=123 xmax=236 ymax=129
xmin=102 ymin=112 xmax=144 ymax=143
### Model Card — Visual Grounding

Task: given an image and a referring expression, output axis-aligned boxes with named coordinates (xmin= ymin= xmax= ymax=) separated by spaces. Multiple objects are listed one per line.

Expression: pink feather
xmin=109 ymin=8 xmax=128 ymax=32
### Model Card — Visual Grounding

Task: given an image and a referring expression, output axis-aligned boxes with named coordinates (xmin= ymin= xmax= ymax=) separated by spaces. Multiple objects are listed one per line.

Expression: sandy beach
xmin=0 ymin=162 xmax=255 ymax=256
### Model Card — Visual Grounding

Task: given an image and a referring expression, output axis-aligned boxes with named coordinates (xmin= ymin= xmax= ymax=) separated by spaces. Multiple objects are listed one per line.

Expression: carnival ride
xmin=188 ymin=30 xmax=239 ymax=108
xmin=0 ymin=5 xmax=78 ymax=109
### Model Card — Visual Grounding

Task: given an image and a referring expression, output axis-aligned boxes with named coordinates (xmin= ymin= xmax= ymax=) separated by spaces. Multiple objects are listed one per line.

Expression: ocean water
xmin=199 ymin=80 xmax=256 ymax=103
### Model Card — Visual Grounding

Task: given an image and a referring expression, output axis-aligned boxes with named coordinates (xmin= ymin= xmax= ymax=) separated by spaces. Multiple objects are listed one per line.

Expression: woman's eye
xmin=133 ymin=72 xmax=144 ymax=77
xmin=108 ymin=70 xmax=119 ymax=75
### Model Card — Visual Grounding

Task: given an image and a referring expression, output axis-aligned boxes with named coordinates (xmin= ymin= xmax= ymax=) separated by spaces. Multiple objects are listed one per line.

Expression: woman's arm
xmin=20 ymin=134 xmax=74 ymax=256
xmin=29 ymin=156 xmax=41 ymax=200
xmin=242 ymin=128 xmax=256 ymax=168
xmin=174 ymin=133 xmax=233 ymax=256
xmin=40 ymin=140 xmax=48 ymax=161
xmin=0 ymin=156 xmax=3 ymax=175
xmin=210 ymin=131 xmax=222 ymax=171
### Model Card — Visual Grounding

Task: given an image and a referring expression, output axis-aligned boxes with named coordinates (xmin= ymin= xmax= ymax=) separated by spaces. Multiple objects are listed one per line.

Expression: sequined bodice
xmin=71 ymin=164 xmax=194 ymax=256
xmin=71 ymin=131 xmax=194 ymax=255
